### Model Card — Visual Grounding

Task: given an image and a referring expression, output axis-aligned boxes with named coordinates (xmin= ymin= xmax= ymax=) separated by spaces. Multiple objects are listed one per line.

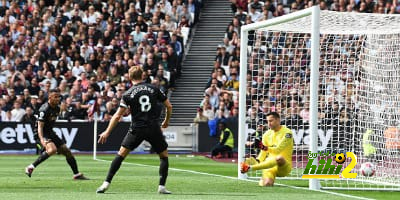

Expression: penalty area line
xmin=94 ymin=158 xmax=373 ymax=200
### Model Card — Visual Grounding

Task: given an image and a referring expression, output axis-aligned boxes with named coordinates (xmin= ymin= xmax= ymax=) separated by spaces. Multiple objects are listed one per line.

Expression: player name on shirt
xmin=130 ymin=85 xmax=155 ymax=98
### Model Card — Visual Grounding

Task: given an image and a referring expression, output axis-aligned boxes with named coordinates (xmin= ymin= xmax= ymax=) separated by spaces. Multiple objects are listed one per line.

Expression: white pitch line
xmin=95 ymin=158 xmax=374 ymax=200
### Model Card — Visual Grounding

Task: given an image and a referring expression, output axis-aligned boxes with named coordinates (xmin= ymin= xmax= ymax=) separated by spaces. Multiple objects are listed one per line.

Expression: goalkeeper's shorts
xmin=262 ymin=159 xmax=291 ymax=180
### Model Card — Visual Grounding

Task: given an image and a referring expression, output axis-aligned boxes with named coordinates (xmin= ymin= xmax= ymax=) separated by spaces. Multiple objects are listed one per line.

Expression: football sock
xmin=105 ymin=155 xmax=125 ymax=183
xmin=66 ymin=155 xmax=79 ymax=174
xmin=32 ymin=151 xmax=50 ymax=167
xmin=251 ymin=157 xmax=277 ymax=171
xmin=159 ymin=157 xmax=169 ymax=186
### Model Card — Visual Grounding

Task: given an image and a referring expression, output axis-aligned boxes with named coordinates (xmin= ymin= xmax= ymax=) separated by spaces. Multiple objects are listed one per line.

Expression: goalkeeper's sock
xmin=32 ymin=151 xmax=50 ymax=167
xmin=105 ymin=155 xmax=125 ymax=183
xmin=159 ymin=157 xmax=169 ymax=186
xmin=66 ymin=155 xmax=79 ymax=174
xmin=251 ymin=157 xmax=277 ymax=171
xmin=245 ymin=157 xmax=259 ymax=165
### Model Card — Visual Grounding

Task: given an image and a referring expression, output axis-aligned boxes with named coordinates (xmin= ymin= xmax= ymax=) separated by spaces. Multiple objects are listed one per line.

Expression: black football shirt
xmin=37 ymin=103 xmax=60 ymax=135
xmin=120 ymin=82 xmax=167 ymax=128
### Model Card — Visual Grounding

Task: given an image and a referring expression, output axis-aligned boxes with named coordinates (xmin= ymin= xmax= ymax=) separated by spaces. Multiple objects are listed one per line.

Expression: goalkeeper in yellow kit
xmin=241 ymin=112 xmax=293 ymax=186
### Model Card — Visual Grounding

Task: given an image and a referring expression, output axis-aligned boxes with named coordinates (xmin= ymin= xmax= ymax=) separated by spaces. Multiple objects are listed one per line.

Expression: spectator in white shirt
xmin=248 ymin=6 xmax=262 ymax=22
xmin=130 ymin=25 xmax=145 ymax=44
xmin=11 ymin=101 xmax=25 ymax=122
xmin=41 ymin=71 xmax=58 ymax=90
xmin=71 ymin=60 xmax=85 ymax=78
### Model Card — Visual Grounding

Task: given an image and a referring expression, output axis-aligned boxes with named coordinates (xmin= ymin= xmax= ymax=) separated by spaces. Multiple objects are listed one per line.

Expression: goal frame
xmin=237 ymin=6 xmax=321 ymax=190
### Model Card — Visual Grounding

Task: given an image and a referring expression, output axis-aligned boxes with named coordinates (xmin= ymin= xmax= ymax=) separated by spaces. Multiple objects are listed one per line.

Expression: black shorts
xmin=43 ymin=132 xmax=65 ymax=148
xmin=121 ymin=125 xmax=168 ymax=154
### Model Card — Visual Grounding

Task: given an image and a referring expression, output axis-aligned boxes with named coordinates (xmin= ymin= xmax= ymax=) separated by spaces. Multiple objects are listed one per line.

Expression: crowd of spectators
xmin=0 ymin=0 xmax=202 ymax=122
xmin=194 ymin=0 xmax=400 ymax=149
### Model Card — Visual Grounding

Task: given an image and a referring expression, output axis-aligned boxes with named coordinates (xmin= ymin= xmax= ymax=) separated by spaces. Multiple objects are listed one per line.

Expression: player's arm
xmin=256 ymin=133 xmax=268 ymax=162
xmin=268 ymin=131 xmax=293 ymax=155
xmin=98 ymin=104 xmax=127 ymax=144
xmin=37 ymin=108 xmax=48 ymax=146
xmin=161 ymin=99 xmax=172 ymax=128
xmin=256 ymin=149 xmax=268 ymax=162
xmin=37 ymin=121 xmax=46 ymax=146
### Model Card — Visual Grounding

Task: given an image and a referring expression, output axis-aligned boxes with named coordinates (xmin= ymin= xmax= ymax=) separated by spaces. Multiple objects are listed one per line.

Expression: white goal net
xmin=238 ymin=6 xmax=400 ymax=190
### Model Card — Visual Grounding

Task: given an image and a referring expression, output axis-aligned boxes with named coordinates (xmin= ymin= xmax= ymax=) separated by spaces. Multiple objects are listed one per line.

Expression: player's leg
xmin=157 ymin=149 xmax=171 ymax=194
xmin=25 ymin=138 xmax=57 ymax=177
xmin=260 ymin=167 xmax=278 ymax=186
xmin=107 ymin=146 xmax=131 ymax=182
xmin=97 ymin=129 xmax=143 ymax=193
xmin=147 ymin=126 xmax=171 ymax=194
xmin=251 ymin=155 xmax=286 ymax=171
xmin=275 ymin=156 xmax=287 ymax=166
xmin=58 ymin=144 xmax=89 ymax=180
xmin=244 ymin=156 xmax=259 ymax=165
xmin=259 ymin=156 xmax=291 ymax=187
xmin=97 ymin=146 xmax=131 ymax=194
xmin=276 ymin=157 xmax=292 ymax=178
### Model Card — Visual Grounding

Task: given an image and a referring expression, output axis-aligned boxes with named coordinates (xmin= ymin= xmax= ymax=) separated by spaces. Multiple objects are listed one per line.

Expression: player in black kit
xmin=25 ymin=89 xmax=89 ymax=180
xmin=96 ymin=66 xmax=173 ymax=194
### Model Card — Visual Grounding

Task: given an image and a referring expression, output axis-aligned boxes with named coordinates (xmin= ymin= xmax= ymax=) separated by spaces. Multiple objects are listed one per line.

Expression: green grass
xmin=0 ymin=154 xmax=399 ymax=200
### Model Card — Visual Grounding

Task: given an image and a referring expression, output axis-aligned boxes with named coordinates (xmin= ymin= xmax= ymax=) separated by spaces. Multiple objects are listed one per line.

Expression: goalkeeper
xmin=241 ymin=112 xmax=293 ymax=186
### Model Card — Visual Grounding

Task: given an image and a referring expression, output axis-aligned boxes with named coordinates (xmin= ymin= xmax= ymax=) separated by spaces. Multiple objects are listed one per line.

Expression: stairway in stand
xmin=169 ymin=0 xmax=233 ymax=126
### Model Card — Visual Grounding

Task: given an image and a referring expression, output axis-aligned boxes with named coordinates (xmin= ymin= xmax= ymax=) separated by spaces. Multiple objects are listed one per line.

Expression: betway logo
xmin=292 ymin=129 xmax=333 ymax=151
xmin=0 ymin=124 xmax=78 ymax=148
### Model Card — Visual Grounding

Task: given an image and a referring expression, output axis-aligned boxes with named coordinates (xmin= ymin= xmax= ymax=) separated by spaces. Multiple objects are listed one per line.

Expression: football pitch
xmin=0 ymin=154 xmax=399 ymax=200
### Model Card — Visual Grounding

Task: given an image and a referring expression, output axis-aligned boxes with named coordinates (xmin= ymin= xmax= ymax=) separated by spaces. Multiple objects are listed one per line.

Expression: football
xmin=360 ymin=162 xmax=376 ymax=177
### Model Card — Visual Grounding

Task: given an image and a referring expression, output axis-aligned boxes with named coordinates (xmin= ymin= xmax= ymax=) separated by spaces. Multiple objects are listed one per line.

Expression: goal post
xmin=309 ymin=6 xmax=320 ymax=191
xmin=238 ymin=5 xmax=320 ymax=188
xmin=93 ymin=112 xmax=98 ymax=160
xmin=238 ymin=5 xmax=400 ymax=191
xmin=238 ymin=5 xmax=317 ymax=181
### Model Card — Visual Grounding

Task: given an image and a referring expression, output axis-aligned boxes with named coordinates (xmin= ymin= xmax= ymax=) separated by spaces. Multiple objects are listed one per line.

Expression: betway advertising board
xmin=0 ymin=122 xmax=130 ymax=152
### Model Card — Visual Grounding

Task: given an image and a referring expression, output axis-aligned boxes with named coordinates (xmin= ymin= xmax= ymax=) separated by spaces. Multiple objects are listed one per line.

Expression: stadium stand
xmin=0 ymin=0 xmax=202 ymax=122
xmin=198 ymin=0 xmax=400 ymax=133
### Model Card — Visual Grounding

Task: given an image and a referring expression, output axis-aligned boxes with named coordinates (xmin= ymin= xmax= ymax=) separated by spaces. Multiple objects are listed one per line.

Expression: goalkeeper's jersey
xmin=257 ymin=125 xmax=293 ymax=167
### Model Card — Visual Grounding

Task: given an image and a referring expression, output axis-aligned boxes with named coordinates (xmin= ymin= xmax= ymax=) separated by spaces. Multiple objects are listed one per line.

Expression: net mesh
xmin=243 ymin=10 xmax=400 ymax=190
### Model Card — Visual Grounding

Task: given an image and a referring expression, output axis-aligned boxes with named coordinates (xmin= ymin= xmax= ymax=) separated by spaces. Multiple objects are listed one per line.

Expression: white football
xmin=360 ymin=162 xmax=376 ymax=177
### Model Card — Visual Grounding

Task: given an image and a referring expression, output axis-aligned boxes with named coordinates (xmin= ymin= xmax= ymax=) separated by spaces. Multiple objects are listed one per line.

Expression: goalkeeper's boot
xmin=73 ymin=173 xmax=89 ymax=180
xmin=158 ymin=185 xmax=172 ymax=194
xmin=240 ymin=162 xmax=251 ymax=173
xmin=96 ymin=181 xmax=110 ymax=193
xmin=25 ymin=164 xmax=34 ymax=178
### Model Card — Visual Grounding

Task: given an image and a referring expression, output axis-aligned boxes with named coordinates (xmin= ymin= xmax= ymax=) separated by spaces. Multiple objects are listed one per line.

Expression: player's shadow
xmin=98 ymin=192 xmax=256 ymax=196
xmin=96 ymin=192 xmax=119 ymax=195
xmin=158 ymin=193 xmax=256 ymax=196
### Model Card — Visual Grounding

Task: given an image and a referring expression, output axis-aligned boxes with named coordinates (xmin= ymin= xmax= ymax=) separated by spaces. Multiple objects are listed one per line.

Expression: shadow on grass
xmin=95 ymin=192 xmax=256 ymax=196
xmin=96 ymin=192 xmax=257 ymax=197
xmin=176 ymin=193 xmax=257 ymax=196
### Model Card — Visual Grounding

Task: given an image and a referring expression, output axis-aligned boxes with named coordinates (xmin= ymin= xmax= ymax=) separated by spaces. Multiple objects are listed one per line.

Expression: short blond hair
xmin=129 ymin=65 xmax=143 ymax=81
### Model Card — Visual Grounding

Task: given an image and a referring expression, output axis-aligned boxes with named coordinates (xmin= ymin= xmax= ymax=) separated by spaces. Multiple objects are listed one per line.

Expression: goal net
xmin=238 ymin=6 xmax=400 ymax=190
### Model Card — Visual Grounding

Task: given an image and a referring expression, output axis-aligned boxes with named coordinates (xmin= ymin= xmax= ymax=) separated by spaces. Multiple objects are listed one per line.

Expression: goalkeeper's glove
xmin=240 ymin=162 xmax=251 ymax=173
xmin=258 ymin=142 xmax=268 ymax=151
